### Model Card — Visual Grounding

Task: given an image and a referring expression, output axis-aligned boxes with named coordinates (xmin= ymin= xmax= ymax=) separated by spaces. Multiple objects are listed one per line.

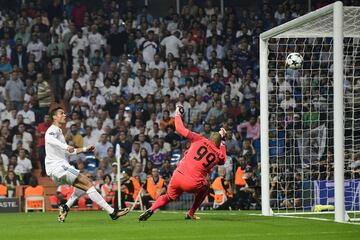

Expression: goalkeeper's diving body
xmin=45 ymin=106 xmax=129 ymax=222
xmin=139 ymin=105 xmax=227 ymax=221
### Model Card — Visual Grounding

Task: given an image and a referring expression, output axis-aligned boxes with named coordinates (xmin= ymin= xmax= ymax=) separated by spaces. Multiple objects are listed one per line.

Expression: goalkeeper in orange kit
xmin=139 ymin=104 xmax=227 ymax=221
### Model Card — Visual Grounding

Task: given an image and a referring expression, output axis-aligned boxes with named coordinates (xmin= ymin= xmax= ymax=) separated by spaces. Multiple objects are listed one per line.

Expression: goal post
xmin=333 ymin=1 xmax=345 ymax=223
xmin=260 ymin=1 xmax=360 ymax=223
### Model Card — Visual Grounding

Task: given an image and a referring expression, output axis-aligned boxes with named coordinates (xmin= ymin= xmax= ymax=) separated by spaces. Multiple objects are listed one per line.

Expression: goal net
xmin=259 ymin=2 xmax=360 ymax=223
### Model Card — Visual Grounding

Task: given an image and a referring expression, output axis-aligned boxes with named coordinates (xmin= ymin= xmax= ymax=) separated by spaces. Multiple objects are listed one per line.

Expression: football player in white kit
xmin=45 ymin=107 xmax=129 ymax=222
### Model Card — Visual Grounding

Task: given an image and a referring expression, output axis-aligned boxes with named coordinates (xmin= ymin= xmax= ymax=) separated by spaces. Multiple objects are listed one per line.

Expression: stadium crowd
xmin=0 ymin=0 xmax=359 ymax=211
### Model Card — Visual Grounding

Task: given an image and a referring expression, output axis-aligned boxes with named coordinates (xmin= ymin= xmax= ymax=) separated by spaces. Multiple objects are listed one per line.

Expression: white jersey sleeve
xmin=46 ymin=130 xmax=68 ymax=150
xmin=45 ymin=125 xmax=71 ymax=175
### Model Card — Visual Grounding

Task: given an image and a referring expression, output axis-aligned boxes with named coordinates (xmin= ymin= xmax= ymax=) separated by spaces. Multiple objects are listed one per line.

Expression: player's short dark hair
xmin=50 ymin=106 xmax=64 ymax=120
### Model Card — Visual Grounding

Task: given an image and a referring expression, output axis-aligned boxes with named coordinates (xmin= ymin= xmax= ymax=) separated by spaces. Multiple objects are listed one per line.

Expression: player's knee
xmin=166 ymin=194 xmax=176 ymax=201
xmin=76 ymin=174 xmax=93 ymax=190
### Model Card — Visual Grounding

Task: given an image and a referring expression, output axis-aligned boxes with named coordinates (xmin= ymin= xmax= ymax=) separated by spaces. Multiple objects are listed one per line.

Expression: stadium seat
xmin=25 ymin=196 xmax=45 ymax=212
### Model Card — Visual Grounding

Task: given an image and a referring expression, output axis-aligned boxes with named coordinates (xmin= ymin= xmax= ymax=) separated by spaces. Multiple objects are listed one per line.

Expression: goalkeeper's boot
xmin=58 ymin=204 xmax=70 ymax=223
xmin=109 ymin=208 xmax=130 ymax=220
xmin=139 ymin=209 xmax=153 ymax=221
xmin=185 ymin=213 xmax=200 ymax=220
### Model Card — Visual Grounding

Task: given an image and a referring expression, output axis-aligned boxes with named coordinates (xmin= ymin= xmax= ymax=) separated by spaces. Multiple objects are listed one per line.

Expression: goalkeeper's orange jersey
xmin=174 ymin=115 xmax=226 ymax=182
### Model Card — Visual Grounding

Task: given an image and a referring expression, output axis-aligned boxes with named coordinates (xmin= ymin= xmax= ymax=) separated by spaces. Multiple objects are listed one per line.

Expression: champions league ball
xmin=286 ymin=52 xmax=303 ymax=69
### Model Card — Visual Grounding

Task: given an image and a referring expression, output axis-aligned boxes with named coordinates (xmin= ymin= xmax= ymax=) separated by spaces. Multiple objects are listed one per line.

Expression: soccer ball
xmin=286 ymin=52 xmax=303 ymax=69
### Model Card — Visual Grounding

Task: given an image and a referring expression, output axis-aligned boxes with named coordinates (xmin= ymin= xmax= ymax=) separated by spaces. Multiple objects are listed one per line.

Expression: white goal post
xmin=260 ymin=1 xmax=360 ymax=223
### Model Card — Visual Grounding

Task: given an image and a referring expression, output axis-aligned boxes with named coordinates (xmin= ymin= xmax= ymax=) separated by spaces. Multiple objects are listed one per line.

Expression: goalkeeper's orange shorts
xmin=167 ymin=170 xmax=209 ymax=200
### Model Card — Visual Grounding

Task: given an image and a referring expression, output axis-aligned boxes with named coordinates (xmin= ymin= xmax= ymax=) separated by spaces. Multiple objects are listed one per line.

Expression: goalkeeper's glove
xmin=218 ymin=128 xmax=227 ymax=143
xmin=175 ymin=104 xmax=184 ymax=117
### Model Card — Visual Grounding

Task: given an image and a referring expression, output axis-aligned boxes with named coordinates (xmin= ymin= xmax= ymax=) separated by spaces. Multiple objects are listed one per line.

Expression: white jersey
xmin=45 ymin=124 xmax=71 ymax=175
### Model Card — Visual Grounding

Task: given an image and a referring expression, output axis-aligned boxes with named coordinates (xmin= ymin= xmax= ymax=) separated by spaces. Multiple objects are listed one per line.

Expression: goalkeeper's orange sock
xmin=188 ymin=186 xmax=208 ymax=216
xmin=150 ymin=194 xmax=173 ymax=211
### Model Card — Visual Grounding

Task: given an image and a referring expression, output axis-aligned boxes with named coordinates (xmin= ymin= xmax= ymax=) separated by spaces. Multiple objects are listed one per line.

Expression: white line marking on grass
xmin=277 ymin=215 xmax=332 ymax=222
xmin=274 ymin=214 xmax=360 ymax=225
xmin=118 ymin=231 xmax=360 ymax=240
xmin=158 ymin=211 xmax=243 ymax=216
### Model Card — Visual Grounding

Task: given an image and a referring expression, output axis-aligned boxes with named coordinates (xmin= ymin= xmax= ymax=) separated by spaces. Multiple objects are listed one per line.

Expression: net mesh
xmin=264 ymin=6 xmax=360 ymax=219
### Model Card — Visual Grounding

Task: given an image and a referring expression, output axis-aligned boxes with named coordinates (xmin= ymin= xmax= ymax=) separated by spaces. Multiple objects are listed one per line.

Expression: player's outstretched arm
xmin=175 ymin=104 xmax=190 ymax=138
xmin=175 ymin=104 xmax=203 ymax=142
xmin=74 ymin=145 xmax=96 ymax=154
xmin=218 ymin=128 xmax=227 ymax=165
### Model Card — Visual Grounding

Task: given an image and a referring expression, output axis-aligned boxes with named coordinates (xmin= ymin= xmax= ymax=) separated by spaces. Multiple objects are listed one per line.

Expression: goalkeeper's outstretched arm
xmin=175 ymin=104 xmax=204 ymax=143
xmin=175 ymin=111 xmax=191 ymax=138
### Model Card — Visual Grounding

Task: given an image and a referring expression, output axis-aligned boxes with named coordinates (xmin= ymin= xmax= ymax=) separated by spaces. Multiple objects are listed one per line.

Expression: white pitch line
xmin=277 ymin=214 xmax=332 ymax=222
xmin=275 ymin=214 xmax=360 ymax=225
xmin=157 ymin=211 xmax=244 ymax=216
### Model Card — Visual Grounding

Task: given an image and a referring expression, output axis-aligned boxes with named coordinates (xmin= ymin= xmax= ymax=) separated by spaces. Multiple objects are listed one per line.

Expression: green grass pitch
xmin=0 ymin=211 xmax=359 ymax=240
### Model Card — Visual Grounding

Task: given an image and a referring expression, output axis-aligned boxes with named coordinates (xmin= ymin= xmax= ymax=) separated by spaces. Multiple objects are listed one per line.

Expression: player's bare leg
xmin=186 ymin=185 xmax=209 ymax=220
xmin=74 ymin=174 xmax=129 ymax=220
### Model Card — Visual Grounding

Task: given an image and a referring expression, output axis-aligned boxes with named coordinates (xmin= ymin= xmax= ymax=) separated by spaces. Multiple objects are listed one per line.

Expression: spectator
xmin=240 ymin=139 xmax=256 ymax=165
xmin=206 ymin=38 xmax=224 ymax=60
xmin=95 ymin=133 xmax=113 ymax=160
xmin=235 ymin=165 xmax=257 ymax=210
xmin=0 ymin=154 xmax=8 ymax=177
xmin=17 ymin=102 xmax=35 ymax=125
xmin=67 ymin=124 xmax=83 ymax=148
xmin=14 ymin=23 xmax=31 ymax=46
xmin=36 ymin=73 xmax=52 ymax=122
xmin=247 ymin=99 xmax=260 ymax=118
xmin=141 ymin=30 xmax=158 ymax=64
xmin=0 ymin=177 xmax=7 ymax=198
xmin=5 ymin=71 xmax=24 ymax=110
xmin=50 ymin=184 xmax=74 ymax=208
xmin=141 ymin=168 xmax=166 ymax=209
xmin=26 ymin=34 xmax=45 ymax=63
xmin=49 ymin=50 xmax=66 ymax=100
xmin=210 ymin=73 xmax=225 ymax=94
xmin=205 ymin=100 xmax=224 ymax=123
xmin=4 ymin=170 xmax=20 ymax=197
xmin=100 ymin=174 xmax=115 ymax=205
xmin=70 ymin=29 xmax=89 ymax=61
xmin=10 ymin=44 xmax=28 ymax=70
xmin=160 ymin=31 xmax=183 ymax=59
xmin=24 ymin=176 xmax=44 ymax=199
xmin=211 ymin=166 xmax=234 ymax=210
xmin=14 ymin=148 xmax=32 ymax=184
xmin=12 ymin=123 xmax=33 ymax=153
xmin=72 ymin=0 xmax=87 ymax=28
xmin=159 ymin=110 xmax=174 ymax=131
xmin=280 ymin=91 xmax=296 ymax=111
xmin=36 ymin=114 xmax=51 ymax=176
xmin=237 ymin=116 xmax=260 ymax=141
xmin=149 ymin=142 xmax=167 ymax=168
xmin=132 ymin=162 xmax=147 ymax=183
xmin=0 ymin=55 xmax=12 ymax=73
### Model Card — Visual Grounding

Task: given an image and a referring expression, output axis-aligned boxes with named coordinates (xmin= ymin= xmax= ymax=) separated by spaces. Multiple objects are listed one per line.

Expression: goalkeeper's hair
xmin=210 ymin=132 xmax=221 ymax=148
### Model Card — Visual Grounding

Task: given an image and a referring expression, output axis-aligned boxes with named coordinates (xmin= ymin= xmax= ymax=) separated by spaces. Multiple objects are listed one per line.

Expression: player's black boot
xmin=109 ymin=208 xmax=130 ymax=220
xmin=58 ymin=204 xmax=70 ymax=223
xmin=139 ymin=209 xmax=153 ymax=221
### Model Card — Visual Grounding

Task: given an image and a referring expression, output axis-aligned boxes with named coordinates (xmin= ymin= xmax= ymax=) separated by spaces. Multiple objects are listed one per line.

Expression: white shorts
xmin=49 ymin=165 xmax=80 ymax=186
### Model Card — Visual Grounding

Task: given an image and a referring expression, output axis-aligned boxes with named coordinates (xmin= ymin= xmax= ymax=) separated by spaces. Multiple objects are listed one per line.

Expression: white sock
xmin=86 ymin=186 xmax=114 ymax=214
xmin=66 ymin=187 xmax=85 ymax=208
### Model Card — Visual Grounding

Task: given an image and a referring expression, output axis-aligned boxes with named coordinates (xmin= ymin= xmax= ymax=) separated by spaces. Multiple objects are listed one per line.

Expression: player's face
xmin=54 ymin=109 xmax=67 ymax=124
